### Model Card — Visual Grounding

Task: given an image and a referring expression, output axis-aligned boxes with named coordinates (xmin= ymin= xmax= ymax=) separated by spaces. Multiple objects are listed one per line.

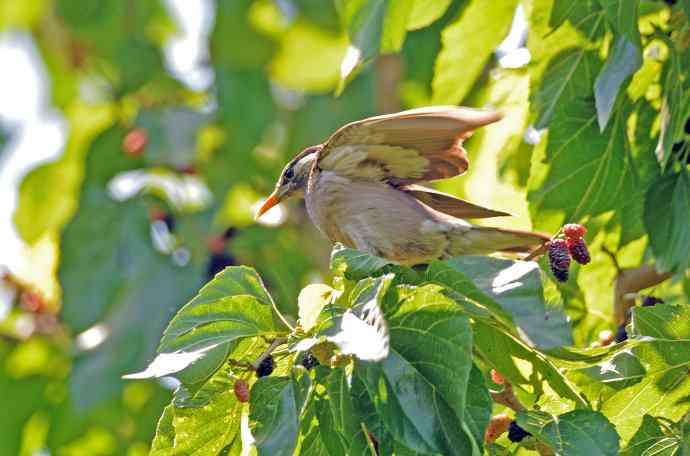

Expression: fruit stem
xmin=251 ymin=337 xmax=287 ymax=370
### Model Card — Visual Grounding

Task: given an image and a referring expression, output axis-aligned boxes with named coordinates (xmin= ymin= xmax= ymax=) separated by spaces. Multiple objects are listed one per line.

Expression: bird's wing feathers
xmin=317 ymin=106 xmax=502 ymax=184
xmin=401 ymin=184 xmax=510 ymax=219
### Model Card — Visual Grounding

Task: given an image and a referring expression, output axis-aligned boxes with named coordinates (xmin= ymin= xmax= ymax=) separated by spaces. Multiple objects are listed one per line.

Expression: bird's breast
xmin=305 ymin=171 xmax=454 ymax=264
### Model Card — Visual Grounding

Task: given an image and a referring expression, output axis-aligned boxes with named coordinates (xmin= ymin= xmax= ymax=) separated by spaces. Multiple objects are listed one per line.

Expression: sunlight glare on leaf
xmin=340 ymin=45 xmax=362 ymax=80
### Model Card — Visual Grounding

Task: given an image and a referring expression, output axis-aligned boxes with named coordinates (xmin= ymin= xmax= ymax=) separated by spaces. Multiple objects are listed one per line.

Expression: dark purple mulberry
xmin=256 ymin=355 xmax=274 ymax=378
xmin=300 ymin=351 xmax=319 ymax=370
xmin=567 ymin=237 xmax=591 ymax=265
xmin=507 ymin=421 xmax=531 ymax=443
xmin=642 ymin=296 xmax=664 ymax=307
xmin=614 ymin=323 xmax=628 ymax=343
xmin=548 ymin=240 xmax=571 ymax=282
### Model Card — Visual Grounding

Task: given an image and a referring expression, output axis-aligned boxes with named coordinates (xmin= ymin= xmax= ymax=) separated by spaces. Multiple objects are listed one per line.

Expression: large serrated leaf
xmin=250 ymin=377 xmax=300 ymax=456
xmin=517 ymin=409 xmax=620 ymax=456
xmin=356 ymin=350 xmax=476 ymax=455
xmin=158 ymin=266 xmax=282 ymax=353
xmin=432 ymin=0 xmax=518 ymax=104
xmin=428 ymin=257 xmax=572 ymax=349
xmin=328 ymin=274 xmax=392 ymax=361
xmin=152 ymin=372 xmax=244 ymax=456
xmin=314 ymin=368 xmax=371 ymax=456
xmin=644 ymin=171 xmax=690 ymax=274
xmin=528 ymin=98 xmax=629 ymax=229
xmin=602 ymin=305 xmax=690 ymax=440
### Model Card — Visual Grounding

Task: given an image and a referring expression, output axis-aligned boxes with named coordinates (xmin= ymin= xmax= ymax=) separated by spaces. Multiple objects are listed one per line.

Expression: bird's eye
xmin=284 ymin=168 xmax=295 ymax=180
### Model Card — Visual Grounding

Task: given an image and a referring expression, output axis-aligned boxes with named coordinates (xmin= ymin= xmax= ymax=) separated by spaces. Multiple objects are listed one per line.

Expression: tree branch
xmin=614 ymin=264 xmax=672 ymax=324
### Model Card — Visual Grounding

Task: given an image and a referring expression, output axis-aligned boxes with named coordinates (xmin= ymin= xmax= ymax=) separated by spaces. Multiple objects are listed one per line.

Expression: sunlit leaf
xmin=644 ymin=171 xmax=690 ymax=274
xmin=250 ymin=377 xmax=300 ymax=456
xmin=517 ymin=409 xmax=620 ymax=456
xmin=158 ymin=266 xmax=283 ymax=353
xmin=432 ymin=0 xmax=518 ymax=104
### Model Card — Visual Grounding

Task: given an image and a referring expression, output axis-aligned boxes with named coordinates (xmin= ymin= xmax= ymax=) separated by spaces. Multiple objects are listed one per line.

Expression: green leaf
xmin=314 ymin=368 xmax=370 ymax=455
xmin=428 ymin=257 xmax=572 ymax=349
xmin=621 ymin=415 xmax=674 ymax=456
xmin=464 ymin=364 xmax=492 ymax=451
xmin=356 ymin=350 xmax=476 ymax=455
xmin=517 ymin=410 xmax=620 ymax=456
xmin=533 ymin=48 xmax=602 ymax=129
xmin=330 ymin=244 xmax=395 ymax=280
xmin=328 ymin=274 xmax=392 ymax=361
xmin=549 ymin=0 xmax=604 ymax=36
xmin=656 ymin=48 xmax=690 ymax=167
xmin=528 ymin=98 xmax=629 ymax=229
xmin=594 ymin=0 xmax=642 ymax=129
xmin=380 ymin=0 xmax=414 ymax=53
xmin=151 ymin=388 xmax=242 ymax=455
xmin=158 ymin=266 xmax=282 ymax=353
xmin=432 ymin=0 xmax=519 ymax=104
xmin=602 ymin=306 xmax=690 ymax=440
xmin=298 ymin=284 xmax=333 ymax=332
xmin=387 ymin=284 xmax=473 ymax=417
xmin=250 ymin=377 xmax=300 ymax=456
xmin=473 ymin=321 xmax=587 ymax=406
xmin=594 ymin=35 xmax=642 ymax=130
xmin=406 ymin=0 xmax=452 ymax=30
xmin=644 ymin=171 xmax=690 ymax=274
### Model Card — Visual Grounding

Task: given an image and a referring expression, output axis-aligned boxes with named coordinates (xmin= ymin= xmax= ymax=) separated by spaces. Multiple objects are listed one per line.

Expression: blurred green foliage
xmin=0 ymin=0 xmax=689 ymax=454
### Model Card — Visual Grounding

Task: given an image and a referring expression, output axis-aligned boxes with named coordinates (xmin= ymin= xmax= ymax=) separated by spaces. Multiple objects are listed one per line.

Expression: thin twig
xmin=489 ymin=382 xmax=526 ymax=412
xmin=251 ymin=337 xmax=288 ymax=370
xmin=614 ymin=264 xmax=672 ymax=323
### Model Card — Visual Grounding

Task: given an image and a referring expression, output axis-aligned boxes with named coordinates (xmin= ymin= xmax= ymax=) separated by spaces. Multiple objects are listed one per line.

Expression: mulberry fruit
xmin=256 ymin=355 xmax=274 ymax=378
xmin=548 ymin=240 xmax=570 ymax=282
xmin=490 ymin=369 xmax=506 ymax=385
xmin=614 ymin=323 xmax=628 ymax=343
xmin=300 ymin=351 xmax=319 ymax=370
xmin=485 ymin=414 xmax=512 ymax=443
xmin=642 ymin=296 xmax=664 ymax=307
xmin=206 ymin=253 xmax=237 ymax=280
xmin=507 ymin=421 xmax=532 ymax=443
xmin=122 ymin=128 xmax=148 ymax=157
xmin=562 ymin=223 xmax=586 ymax=239
xmin=567 ymin=237 xmax=591 ymax=265
xmin=234 ymin=379 xmax=250 ymax=403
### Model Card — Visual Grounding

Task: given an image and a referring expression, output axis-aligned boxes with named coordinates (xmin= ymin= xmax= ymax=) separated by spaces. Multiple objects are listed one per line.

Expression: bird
xmin=256 ymin=106 xmax=549 ymax=266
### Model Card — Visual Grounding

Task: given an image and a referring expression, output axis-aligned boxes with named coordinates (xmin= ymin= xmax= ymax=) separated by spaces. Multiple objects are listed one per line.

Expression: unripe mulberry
xmin=256 ymin=355 xmax=274 ymax=378
xmin=562 ymin=223 xmax=586 ymax=239
xmin=567 ymin=237 xmax=591 ymax=264
xmin=548 ymin=240 xmax=570 ymax=282
xmin=234 ymin=379 xmax=250 ymax=402
xmin=122 ymin=128 xmax=148 ymax=157
xmin=490 ymin=369 xmax=506 ymax=385
xmin=507 ymin=421 xmax=532 ymax=443
xmin=485 ymin=414 xmax=512 ymax=443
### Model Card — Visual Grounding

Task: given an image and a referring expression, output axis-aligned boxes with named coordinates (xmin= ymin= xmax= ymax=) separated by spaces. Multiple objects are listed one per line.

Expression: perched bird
xmin=257 ymin=106 xmax=548 ymax=265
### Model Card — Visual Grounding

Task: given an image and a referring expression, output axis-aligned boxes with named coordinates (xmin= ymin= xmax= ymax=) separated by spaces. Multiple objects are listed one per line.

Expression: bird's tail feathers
xmin=448 ymin=226 xmax=549 ymax=256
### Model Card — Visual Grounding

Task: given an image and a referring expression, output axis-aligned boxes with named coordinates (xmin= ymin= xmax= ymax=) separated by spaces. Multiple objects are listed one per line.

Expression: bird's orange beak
xmin=255 ymin=190 xmax=281 ymax=219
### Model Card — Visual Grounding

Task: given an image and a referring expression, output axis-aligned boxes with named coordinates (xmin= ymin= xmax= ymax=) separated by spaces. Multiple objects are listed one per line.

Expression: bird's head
xmin=256 ymin=145 xmax=322 ymax=219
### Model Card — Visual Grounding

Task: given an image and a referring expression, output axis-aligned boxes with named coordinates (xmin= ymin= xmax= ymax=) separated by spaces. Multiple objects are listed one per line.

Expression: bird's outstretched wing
xmin=401 ymin=184 xmax=510 ymax=219
xmin=317 ymin=106 xmax=501 ymax=184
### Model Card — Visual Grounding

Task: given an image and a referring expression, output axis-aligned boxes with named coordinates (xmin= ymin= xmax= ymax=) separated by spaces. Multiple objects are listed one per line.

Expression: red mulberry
xmin=562 ymin=223 xmax=586 ymax=239
xmin=234 ymin=379 xmax=250 ymax=402
xmin=567 ymin=237 xmax=591 ymax=264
